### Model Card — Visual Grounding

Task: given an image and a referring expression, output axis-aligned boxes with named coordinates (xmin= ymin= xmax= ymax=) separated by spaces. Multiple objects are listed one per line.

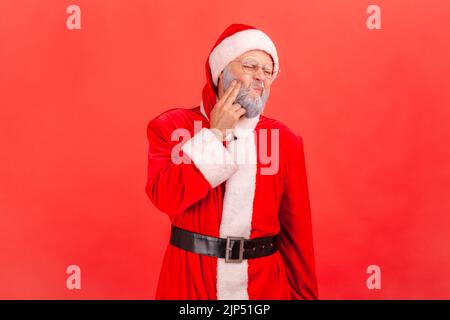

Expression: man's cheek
xmin=238 ymin=75 xmax=252 ymax=87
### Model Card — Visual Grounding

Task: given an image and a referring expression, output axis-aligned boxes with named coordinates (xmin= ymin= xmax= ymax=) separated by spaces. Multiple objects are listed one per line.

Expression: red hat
xmin=201 ymin=24 xmax=279 ymax=121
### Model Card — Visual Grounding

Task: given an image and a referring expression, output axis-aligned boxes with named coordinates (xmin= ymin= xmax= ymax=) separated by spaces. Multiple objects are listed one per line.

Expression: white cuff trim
xmin=182 ymin=128 xmax=238 ymax=188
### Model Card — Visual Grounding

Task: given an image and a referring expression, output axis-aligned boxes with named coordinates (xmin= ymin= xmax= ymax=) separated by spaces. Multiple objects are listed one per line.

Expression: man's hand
xmin=210 ymin=80 xmax=246 ymax=141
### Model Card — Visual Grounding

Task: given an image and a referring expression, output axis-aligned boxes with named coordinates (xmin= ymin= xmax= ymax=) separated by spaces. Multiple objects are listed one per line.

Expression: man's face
xmin=218 ymin=49 xmax=274 ymax=118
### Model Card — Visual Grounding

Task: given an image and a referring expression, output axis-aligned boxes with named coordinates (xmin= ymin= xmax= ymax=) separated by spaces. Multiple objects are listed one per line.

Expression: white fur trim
xmin=216 ymin=132 xmax=258 ymax=300
xmin=196 ymin=100 xmax=260 ymax=299
xmin=209 ymin=29 xmax=279 ymax=87
xmin=234 ymin=114 xmax=260 ymax=139
xmin=181 ymin=128 xmax=238 ymax=188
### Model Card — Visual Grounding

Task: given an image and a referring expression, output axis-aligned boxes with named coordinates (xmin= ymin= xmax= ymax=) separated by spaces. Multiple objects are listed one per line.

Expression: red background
xmin=1 ymin=0 xmax=449 ymax=299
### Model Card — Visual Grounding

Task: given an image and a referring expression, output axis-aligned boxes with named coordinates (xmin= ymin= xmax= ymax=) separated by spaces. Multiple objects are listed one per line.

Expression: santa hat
xmin=201 ymin=24 xmax=280 ymax=121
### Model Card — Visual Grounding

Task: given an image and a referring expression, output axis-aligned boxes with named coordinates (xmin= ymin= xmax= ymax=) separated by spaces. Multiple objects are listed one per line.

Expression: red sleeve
xmin=278 ymin=135 xmax=319 ymax=300
xmin=145 ymin=117 xmax=237 ymax=216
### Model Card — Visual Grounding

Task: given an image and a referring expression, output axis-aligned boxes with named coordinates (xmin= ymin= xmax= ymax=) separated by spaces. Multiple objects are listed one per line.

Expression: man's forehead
xmin=237 ymin=50 xmax=273 ymax=65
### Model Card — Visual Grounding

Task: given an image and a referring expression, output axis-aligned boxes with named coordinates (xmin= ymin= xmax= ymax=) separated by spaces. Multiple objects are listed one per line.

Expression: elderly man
xmin=145 ymin=24 xmax=318 ymax=300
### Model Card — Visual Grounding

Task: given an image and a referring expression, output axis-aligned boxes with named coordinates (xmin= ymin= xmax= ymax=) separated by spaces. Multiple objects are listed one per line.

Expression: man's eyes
xmin=243 ymin=63 xmax=257 ymax=69
xmin=243 ymin=63 xmax=273 ymax=74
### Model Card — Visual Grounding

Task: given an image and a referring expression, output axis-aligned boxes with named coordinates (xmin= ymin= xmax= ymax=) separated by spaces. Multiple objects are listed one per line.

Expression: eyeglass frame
xmin=230 ymin=57 xmax=280 ymax=81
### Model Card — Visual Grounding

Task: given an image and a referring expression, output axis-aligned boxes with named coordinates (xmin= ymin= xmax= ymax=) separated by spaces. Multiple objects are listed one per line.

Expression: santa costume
xmin=145 ymin=23 xmax=318 ymax=300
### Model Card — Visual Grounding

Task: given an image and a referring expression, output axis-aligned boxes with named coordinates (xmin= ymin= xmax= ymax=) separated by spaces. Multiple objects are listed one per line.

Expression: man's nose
xmin=252 ymin=75 xmax=264 ymax=89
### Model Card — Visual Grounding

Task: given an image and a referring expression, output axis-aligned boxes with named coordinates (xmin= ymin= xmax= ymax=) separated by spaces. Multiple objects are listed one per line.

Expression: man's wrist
xmin=209 ymin=127 xmax=225 ymax=141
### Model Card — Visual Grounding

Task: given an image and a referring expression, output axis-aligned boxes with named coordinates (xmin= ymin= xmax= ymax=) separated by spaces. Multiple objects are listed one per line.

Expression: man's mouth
xmin=252 ymin=86 xmax=263 ymax=94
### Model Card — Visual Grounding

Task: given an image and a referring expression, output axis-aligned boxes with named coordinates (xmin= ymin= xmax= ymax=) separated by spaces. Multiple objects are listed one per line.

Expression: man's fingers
xmin=229 ymin=103 xmax=242 ymax=112
xmin=217 ymin=80 xmax=238 ymax=106
xmin=234 ymin=106 xmax=247 ymax=119
xmin=224 ymin=81 xmax=242 ymax=107
xmin=236 ymin=107 xmax=246 ymax=116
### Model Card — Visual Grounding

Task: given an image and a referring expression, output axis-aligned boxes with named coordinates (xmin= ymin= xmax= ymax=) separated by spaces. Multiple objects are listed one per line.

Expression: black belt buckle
xmin=225 ymin=236 xmax=245 ymax=263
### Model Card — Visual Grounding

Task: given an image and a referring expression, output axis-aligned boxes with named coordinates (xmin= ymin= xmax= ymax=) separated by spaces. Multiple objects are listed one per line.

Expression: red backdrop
xmin=1 ymin=0 xmax=449 ymax=299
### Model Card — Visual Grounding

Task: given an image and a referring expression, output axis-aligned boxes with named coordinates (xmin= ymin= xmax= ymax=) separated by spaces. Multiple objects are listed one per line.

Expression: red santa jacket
xmin=145 ymin=103 xmax=318 ymax=300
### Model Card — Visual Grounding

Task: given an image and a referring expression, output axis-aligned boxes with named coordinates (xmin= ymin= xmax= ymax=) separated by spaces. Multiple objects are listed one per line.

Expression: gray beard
xmin=222 ymin=66 xmax=270 ymax=118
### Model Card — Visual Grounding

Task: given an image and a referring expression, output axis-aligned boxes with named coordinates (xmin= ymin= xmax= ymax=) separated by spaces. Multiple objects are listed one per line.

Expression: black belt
xmin=170 ymin=225 xmax=279 ymax=263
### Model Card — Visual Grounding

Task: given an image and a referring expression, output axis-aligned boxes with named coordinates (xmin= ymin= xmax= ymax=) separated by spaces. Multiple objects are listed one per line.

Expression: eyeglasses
xmin=231 ymin=58 xmax=279 ymax=81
